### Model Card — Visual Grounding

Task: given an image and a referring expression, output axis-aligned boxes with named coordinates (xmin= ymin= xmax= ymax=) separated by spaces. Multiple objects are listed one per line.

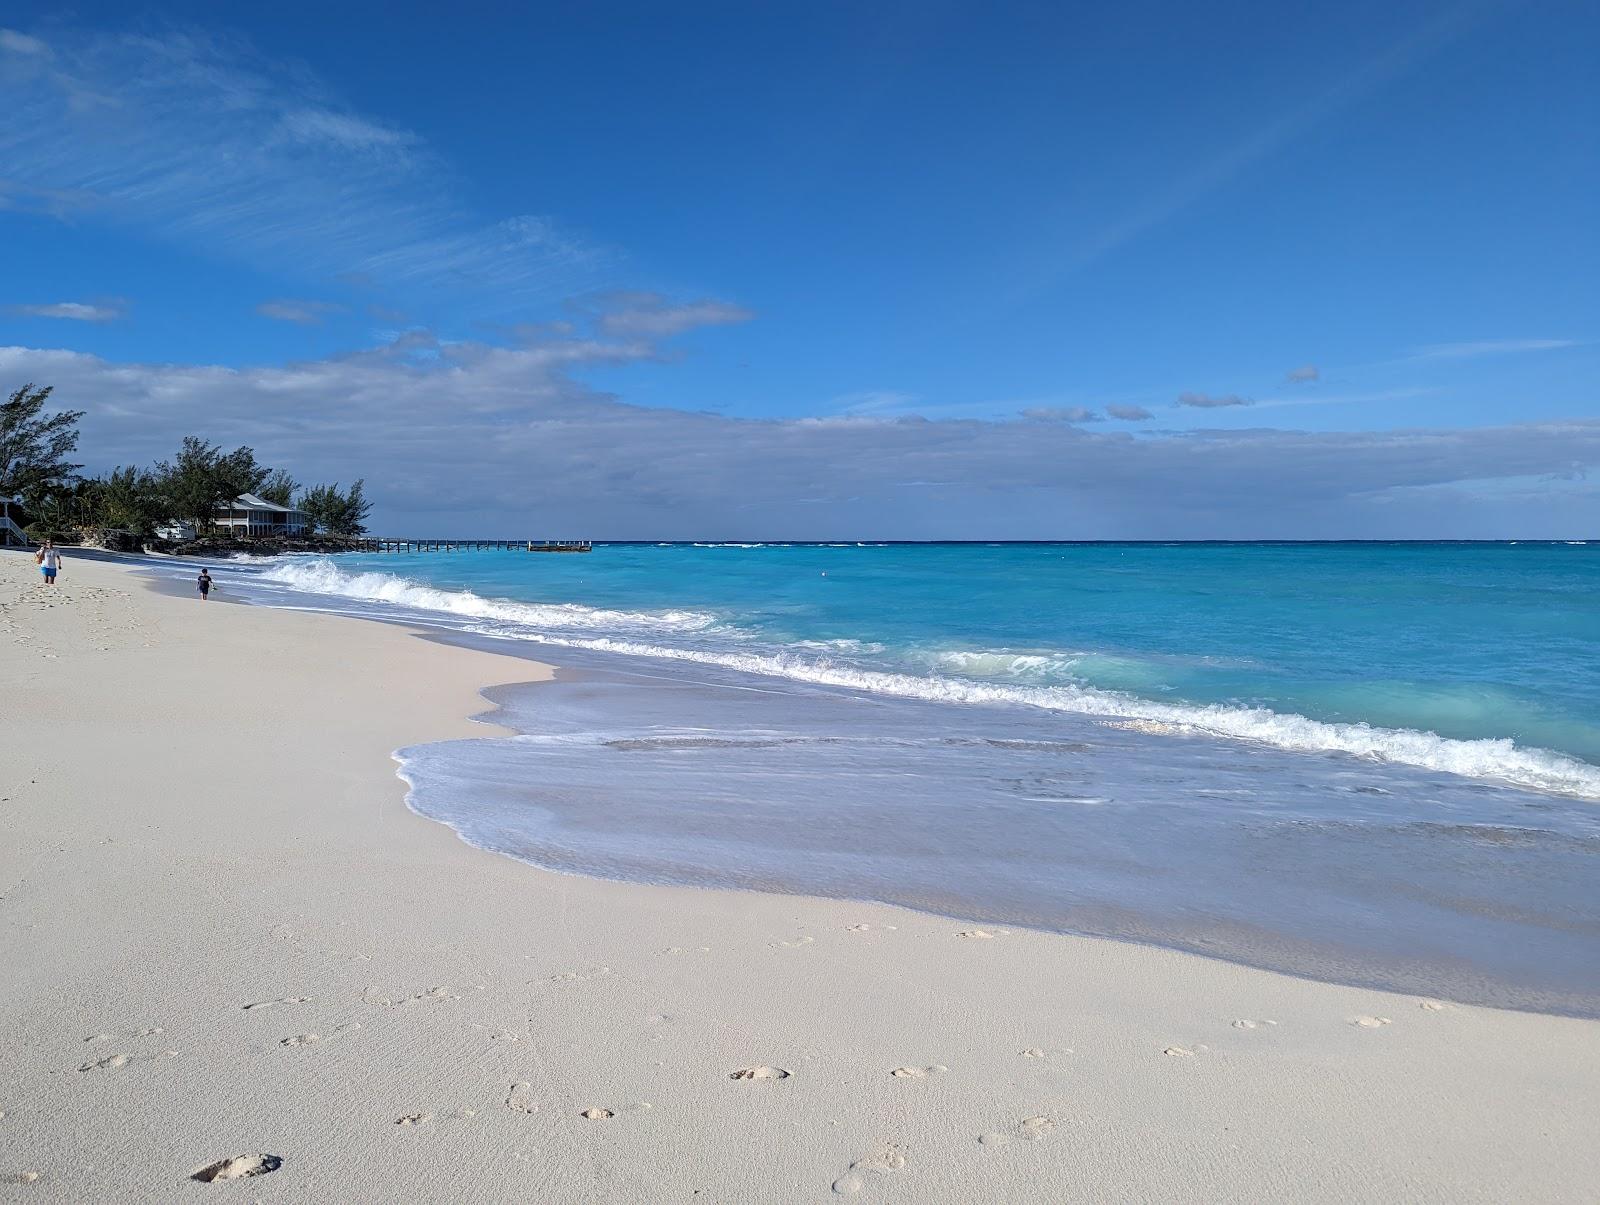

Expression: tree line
xmin=2 ymin=383 xmax=371 ymax=540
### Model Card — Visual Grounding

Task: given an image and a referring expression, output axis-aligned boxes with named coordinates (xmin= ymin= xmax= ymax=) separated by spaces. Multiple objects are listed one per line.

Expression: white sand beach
xmin=3 ymin=549 xmax=1599 ymax=1202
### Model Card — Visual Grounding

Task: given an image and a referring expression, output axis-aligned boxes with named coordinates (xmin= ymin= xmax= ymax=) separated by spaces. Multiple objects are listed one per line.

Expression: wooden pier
xmin=359 ymin=538 xmax=592 ymax=553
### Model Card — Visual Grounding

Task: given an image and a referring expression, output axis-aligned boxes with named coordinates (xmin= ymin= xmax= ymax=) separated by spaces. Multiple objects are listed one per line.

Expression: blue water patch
xmin=240 ymin=541 xmax=1600 ymax=795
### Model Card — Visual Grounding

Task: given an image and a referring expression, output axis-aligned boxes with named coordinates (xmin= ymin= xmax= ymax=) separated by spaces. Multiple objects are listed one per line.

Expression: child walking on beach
xmin=197 ymin=568 xmax=213 ymax=601
xmin=36 ymin=541 xmax=61 ymax=586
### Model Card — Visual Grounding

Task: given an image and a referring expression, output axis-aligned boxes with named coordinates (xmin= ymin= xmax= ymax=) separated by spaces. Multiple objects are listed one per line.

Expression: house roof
xmin=227 ymin=493 xmax=303 ymax=514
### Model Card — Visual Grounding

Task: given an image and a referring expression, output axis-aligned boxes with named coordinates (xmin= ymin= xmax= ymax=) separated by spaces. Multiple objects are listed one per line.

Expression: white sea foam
xmin=255 ymin=558 xmax=718 ymax=633
xmin=249 ymin=558 xmax=1600 ymax=800
xmin=936 ymin=650 xmax=1084 ymax=678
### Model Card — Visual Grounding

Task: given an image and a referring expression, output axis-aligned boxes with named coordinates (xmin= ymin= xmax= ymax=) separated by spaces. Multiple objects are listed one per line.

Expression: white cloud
xmin=586 ymin=292 xmax=755 ymax=339
xmin=1105 ymin=404 xmax=1153 ymax=421
xmin=3 ymin=336 xmax=1596 ymax=539
xmin=0 ymin=27 xmax=607 ymax=313
xmin=256 ymin=299 xmax=345 ymax=325
xmin=1028 ymin=6 xmax=1489 ymax=281
xmin=1177 ymin=391 xmax=1252 ymax=408
xmin=8 ymin=300 xmax=124 ymax=322
xmin=832 ymin=390 xmax=920 ymax=417
xmin=1021 ymin=406 xmax=1099 ymax=422
xmin=278 ymin=109 xmax=415 ymax=155
xmin=1410 ymin=339 xmax=1580 ymax=360
xmin=0 ymin=29 xmax=51 ymax=57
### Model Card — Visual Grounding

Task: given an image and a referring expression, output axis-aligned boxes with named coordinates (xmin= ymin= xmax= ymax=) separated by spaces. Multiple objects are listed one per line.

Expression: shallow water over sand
xmin=398 ymin=647 xmax=1600 ymax=1017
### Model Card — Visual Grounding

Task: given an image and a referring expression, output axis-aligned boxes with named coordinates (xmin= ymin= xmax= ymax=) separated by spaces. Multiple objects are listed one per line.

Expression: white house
xmin=214 ymin=494 xmax=310 ymax=537
xmin=1 ymin=497 xmax=27 ymax=547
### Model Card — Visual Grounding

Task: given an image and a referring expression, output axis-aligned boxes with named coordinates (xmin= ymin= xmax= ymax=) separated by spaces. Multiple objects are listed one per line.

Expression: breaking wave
xmin=250 ymin=558 xmax=1600 ymax=800
xmin=255 ymin=558 xmax=718 ymax=633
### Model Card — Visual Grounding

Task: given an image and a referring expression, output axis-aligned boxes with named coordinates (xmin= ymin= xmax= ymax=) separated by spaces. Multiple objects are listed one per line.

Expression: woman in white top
xmin=37 ymin=541 xmax=62 ymax=586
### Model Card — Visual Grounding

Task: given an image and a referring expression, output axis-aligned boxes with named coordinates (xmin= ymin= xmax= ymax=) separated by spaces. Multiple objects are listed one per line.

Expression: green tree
xmin=1 ymin=383 xmax=84 ymax=504
xmin=87 ymin=466 xmax=171 ymax=536
xmin=298 ymin=479 xmax=372 ymax=536
xmin=156 ymin=436 xmax=269 ymax=531
xmin=257 ymin=468 xmax=299 ymax=507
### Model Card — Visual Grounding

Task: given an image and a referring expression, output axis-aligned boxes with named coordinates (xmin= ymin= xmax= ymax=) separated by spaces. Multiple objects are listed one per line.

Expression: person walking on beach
xmin=197 ymin=568 xmax=213 ymax=601
xmin=36 ymin=541 xmax=61 ymax=587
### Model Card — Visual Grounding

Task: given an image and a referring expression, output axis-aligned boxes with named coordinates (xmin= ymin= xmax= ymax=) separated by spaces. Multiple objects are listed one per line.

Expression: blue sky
xmin=1 ymin=1 xmax=1596 ymax=536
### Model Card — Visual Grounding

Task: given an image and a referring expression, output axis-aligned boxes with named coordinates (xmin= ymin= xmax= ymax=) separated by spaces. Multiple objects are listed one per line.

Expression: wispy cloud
xmin=1254 ymin=386 xmax=1435 ymax=411
xmin=1021 ymin=406 xmax=1099 ymax=423
xmin=1177 ymin=391 xmax=1252 ymax=409
xmin=277 ymin=109 xmax=416 ymax=155
xmin=1027 ymin=4 xmax=1498 ymax=283
xmin=8 ymin=300 xmax=124 ymax=322
xmin=0 ymin=29 xmax=49 ymax=56
xmin=1409 ymin=338 xmax=1581 ymax=360
xmin=1105 ymin=404 xmax=1153 ymax=421
xmin=583 ymin=292 xmax=755 ymax=339
xmin=0 ymin=26 xmax=608 ymax=312
xmin=256 ymin=299 xmax=345 ymax=325
xmin=1285 ymin=364 xmax=1320 ymax=383
xmin=832 ymin=390 xmax=921 ymax=417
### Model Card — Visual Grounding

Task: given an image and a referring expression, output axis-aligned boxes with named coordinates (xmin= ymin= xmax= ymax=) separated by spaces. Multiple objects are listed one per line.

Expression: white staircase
xmin=0 ymin=514 xmax=29 ymax=547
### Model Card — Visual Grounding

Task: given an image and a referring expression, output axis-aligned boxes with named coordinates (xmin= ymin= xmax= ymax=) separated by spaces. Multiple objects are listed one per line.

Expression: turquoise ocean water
xmin=191 ymin=541 xmax=1600 ymax=1013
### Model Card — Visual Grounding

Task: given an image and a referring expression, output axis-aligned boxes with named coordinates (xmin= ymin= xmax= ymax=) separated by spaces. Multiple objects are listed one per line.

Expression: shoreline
xmin=4 ymin=549 xmax=1599 ymax=1201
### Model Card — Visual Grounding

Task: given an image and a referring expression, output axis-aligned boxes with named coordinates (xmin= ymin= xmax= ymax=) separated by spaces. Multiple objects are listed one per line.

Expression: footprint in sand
xmin=1417 ymin=1000 xmax=1447 ymax=1012
xmin=662 ymin=946 xmax=712 ymax=955
xmin=770 ymin=935 xmax=816 ymax=949
xmin=955 ymin=929 xmax=1006 ymax=940
xmin=363 ymin=985 xmax=460 ymax=1006
xmin=75 ymin=1045 xmax=177 ymax=1072
xmin=13 ymin=1171 xmax=42 ymax=1185
xmin=845 ymin=923 xmax=897 ymax=932
xmin=548 ymin=967 xmax=611 ymax=984
xmin=471 ymin=1024 xmax=524 ymax=1043
xmin=281 ymin=1022 xmax=360 ymax=1048
xmin=242 ymin=997 xmax=310 ymax=1011
xmin=889 ymin=1065 xmax=947 ymax=1079
xmin=1351 ymin=1016 xmax=1392 ymax=1028
xmin=832 ymin=1145 xmax=906 ymax=1195
xmin=1232 ymin=1019 xmax=1278 ymax=1030
xmin=78 ymin=1053 xmax=132 ymax=1072
xmin=1019 ymin=1116 xmax=1055 ymax=1140
xmin=399 ymin=1108 xmax=474 ymax=1126
xmin=190 ymin=1154 xmax=282 ymax=1182
xmin=507 ymin=1082 xmax=540 ymax=1114
xmin=579 ymin=1107 xmax=614 ymax=1120
xmin=1163 ymin=1046 xmax=1200 ymax=1057
xmin=1020 ymin=1048 xmax=1047 ymax=1058
xmin=730 ymin=1065 xmax=791 ymax=1081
